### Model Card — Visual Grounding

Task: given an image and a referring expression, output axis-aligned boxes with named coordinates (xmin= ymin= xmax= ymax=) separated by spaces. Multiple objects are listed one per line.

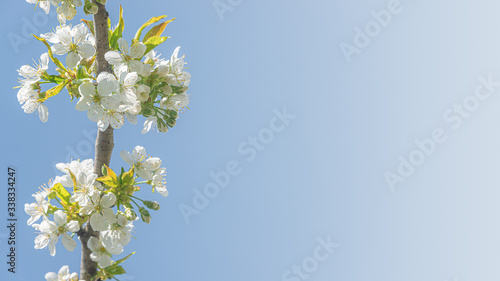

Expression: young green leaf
xmin=143 ymin=36 xmax=169 ymax=55
xmin=96 ymin=164 xmax=119 ymax=188
xmin=32 ymin=35 xmax=67 ymax=72
xmin=121 ymin=167 xmax=135 ymax=187
xmin=51 ymin=183 xmax=71 ymax=206
xmin=134 ymin=15 xmax=167 ymax=41
xmin=38 ymin=80 xmax=68 ymax=103
xmin=142 ymin=18 xmax=175 ymax=42
xmin=109 ymin=5 xmax=125 ymax=50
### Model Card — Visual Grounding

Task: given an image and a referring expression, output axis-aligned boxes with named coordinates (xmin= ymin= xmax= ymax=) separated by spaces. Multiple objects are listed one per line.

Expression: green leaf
xmin=41 ymin=73 xmax=65 ymax=84
xmin=109 ymin=5 xmax=125 ymax=50
xmin=134 ymin=15 xmax=167 ymax=41
xmin=38 ymin=81 xmax=68 ymax=103
xmin=108 ymin=265 xmax=126 ymax=275
xmin=143 ymin=36 xmax=169 ymax=55
xmin=142 ymin=18 xmax=175 ymax=42
xmin=121 ymin=167 xmax=135 ymax=186
xmin=114 ymin=252 xmax=135 ymax=266
xmin=51 ymin=183 xmax=71 ymax=206
xmin=32 ymin=35 xmax=67 ymax=72
xmin=96 ymin=164 xmax=119 ymax=188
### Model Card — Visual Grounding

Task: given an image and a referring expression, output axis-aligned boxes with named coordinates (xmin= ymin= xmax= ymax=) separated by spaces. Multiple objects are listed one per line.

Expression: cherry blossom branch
xmin=80 ymin=2 xmax=113 ymax=280
xmin=19 ymin=1 xmax=192 ymax=280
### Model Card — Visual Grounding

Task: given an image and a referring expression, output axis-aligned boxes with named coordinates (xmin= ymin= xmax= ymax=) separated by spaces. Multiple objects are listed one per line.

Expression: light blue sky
xmin=3 ymin=0 xmax=500 ymax=280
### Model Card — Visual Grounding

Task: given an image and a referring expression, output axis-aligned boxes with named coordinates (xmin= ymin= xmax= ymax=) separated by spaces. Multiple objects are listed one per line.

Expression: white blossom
xmin=152 ymin=168 xmax=168 ymax=197
xmin=45 ymin=23 xmax=95 ymax=68
xmin=53 ymin=0 xmax=83 ymax=24
xmin=26 ymin=0 xmax=52 ymax=14
xmin=80 ymin=192 xmax=117 ymax=231
xmin=136 ymin=84 xmax=151 ymax=102
xmin=115 ymin=66 xmax=141 ymax=115
xmin=105 ymin=38 xmax=147 ymax=74
xmin=17 ymin=52 xmax=49 ymax=85
xmin=160 ymin=93 xmax=189 ymax=112
xmin=87 ymin=236 xmax=123 ymax=268
xmin=33 ymin=223 xmax=54 ymax=252
xmin=100 ymin=214 xmax=134 ymax=247
xmin=158 ymin=46 xmax=191 ymax=86
xmin=70 ymin=172 xmax=100 ymax=207
xmin=120 ymin=146 xmax=161 ymax=180
xmin=24 ymin=193 xmax=49 ymax=225
xmin=38 ymin=210 xmax=80 ymax=256
xmin=76 ymin=72 xmax=125 ymax=131
xmin=54 ymin=159 xmax=101 ymax=206
xmin=21 ymin=95 xmax=49 ymax=123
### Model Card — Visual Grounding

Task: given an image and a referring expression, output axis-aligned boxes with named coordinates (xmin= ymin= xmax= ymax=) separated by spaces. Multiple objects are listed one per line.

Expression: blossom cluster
xmin=15 ymin=13 xmax=191 ymax=134
xmin=26 ymin=0 xmax=110 ymax=24
xmin=25 ymin=146 xmax=167 ymax=274
xmin=27 ymin=0 xmax=84 ymax=24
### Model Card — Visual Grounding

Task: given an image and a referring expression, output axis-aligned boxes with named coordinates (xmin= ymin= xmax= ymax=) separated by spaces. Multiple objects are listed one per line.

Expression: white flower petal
xmin=104 ymin=51 xmax=123 ymax=65
xmin=45 ymin=272 xmax=58 ymax=281
xmin=129 ymin=42 xmax=146 ymax=59
xmin=118 ymin=37 xmax=129 ymax=54
xmin=98 ymin=254 xmax=112 ymax=268
xmin=66 ymin=220 xmax=80 ymax=233
xmin=142 ymin=117 xmax=156 ymax=134
xmin=101 ymin=193 xmax=116 ymax=208
xmin=78 ymin=43 xmax=96 ymax=59
xmin=51 ymin=43 xmax=69 ymax=55
xmin=87 ymin=236 xmax=100 ymax=252
xmin=62 ymin=233 xmax=76 ymax=252
xmin=38 ymin=104 xmax=49 ymax=123
xmin=120 ymin=151 xmax=135 ymax=165
xmin=66 ymin=52 xmax=81 ymax=68
xmin=53 ymin=210 xmax=67 ymax=225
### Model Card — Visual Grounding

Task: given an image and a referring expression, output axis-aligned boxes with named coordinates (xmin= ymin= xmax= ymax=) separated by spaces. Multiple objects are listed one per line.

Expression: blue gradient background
xmin=1 ymin=0 xmax=500 ymax=280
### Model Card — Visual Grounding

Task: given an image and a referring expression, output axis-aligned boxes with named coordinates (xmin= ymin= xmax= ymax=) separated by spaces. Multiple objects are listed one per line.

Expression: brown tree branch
xmin=79 ymin=1 xmax=114 ymax=281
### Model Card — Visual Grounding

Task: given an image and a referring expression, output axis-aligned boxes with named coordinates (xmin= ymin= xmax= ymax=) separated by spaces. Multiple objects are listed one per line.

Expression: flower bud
xmin=141 ymin=107 xmax=153 ymax=117
xmin=84 ymin=2 xmax=98 ymax=15
xmin=158 ymin=121 xmax=169 ymax=133
xmin=139 ymin=207 xmax=151 ymax=224
xmin=166 ymin=118 xmax=176 ymax=127
xmin=167 ymin=109 xmax=178 ymax=118
xmin=144 ymin=200 xmax=161 ymax=211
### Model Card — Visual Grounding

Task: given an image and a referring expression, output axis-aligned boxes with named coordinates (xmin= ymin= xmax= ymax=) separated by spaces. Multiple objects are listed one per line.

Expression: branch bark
xmin=79 ymin=2 xmax=114 ymax=281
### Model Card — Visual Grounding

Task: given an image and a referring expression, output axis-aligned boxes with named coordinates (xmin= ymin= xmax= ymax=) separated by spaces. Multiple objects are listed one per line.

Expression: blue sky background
xmin=3 ymin=0 xmax=500 ymax=280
